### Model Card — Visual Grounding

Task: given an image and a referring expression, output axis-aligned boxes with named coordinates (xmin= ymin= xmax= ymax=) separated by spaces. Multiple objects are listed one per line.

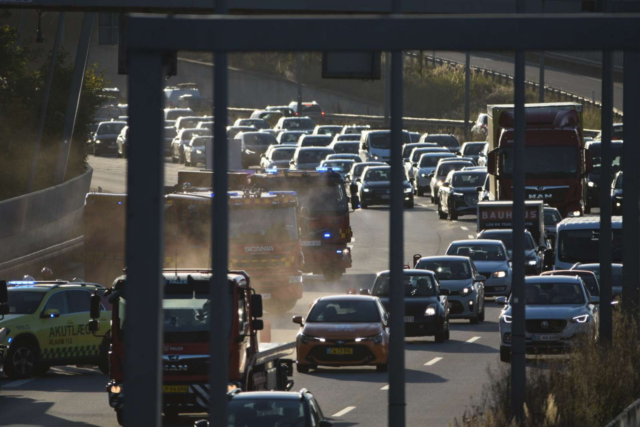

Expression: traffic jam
xmin=0 ymin=94 xmax=621 ymax=426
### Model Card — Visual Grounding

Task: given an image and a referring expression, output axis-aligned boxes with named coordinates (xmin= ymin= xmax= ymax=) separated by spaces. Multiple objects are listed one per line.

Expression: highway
xmin=0 ymin=155 xmax=504 ymax=426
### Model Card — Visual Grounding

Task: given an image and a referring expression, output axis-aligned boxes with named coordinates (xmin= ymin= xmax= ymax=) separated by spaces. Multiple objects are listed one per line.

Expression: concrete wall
xmin=0 ymin=167 xmax=92 ymax=264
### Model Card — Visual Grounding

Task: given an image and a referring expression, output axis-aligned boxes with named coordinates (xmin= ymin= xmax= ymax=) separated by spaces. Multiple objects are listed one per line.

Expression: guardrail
xmin=605 ymin=397 xmax=640 ymax=427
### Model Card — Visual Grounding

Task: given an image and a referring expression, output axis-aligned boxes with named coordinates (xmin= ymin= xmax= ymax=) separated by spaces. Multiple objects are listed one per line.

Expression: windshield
xmin=463 ymin=144 xmax=486 ymax=155
xmin=588 ymin=145 xmax=623 ymax=174
xmin=228 ymin=399 xmax=307 ymax=426
xmin=322 ymin=161 xmax=352 ymax=171
xmin=317 ymin=126 xmax=341 ymax=136
xmin=425 ymin=135 xmax=459 ymax=148
xmin=364 ymin=169 xmax=391 ymax=182
xmin=447 ymin=244 xmax=506 ymax=261
xmin=97 ymin=123 xmax=125 ymax=135
xmin=191 ymin=137 xmax=210 ymax=147
xmin=298 ymin=150 xmax=331 ymax=164
xmin=558 ymin=229 xmax=623 ymax=263
xmin=301 ymin=137 xmax=332 ymax=147
xmin=306 ymin=300 xmax=380 ymax=323
xmin=244 ymin=133 xmax=276 ymax=147
xmin=181 ymin=129 xmax=210 ymax=141
xmin=481 ymin=232 xmax=534 ymax=251
xmin=615 ymin=174 xmax=623 ymax=189
xmin=337 ymin=134 xmax=360 ymax=141
xmin=271 ymin=149 xmax=295 ymax=161
xmin=279 ymin=133 xmax=303 ymax=144
xmin=284 ymin=119 xmax=315 ymax=130
xmin=166 ymin=109 xmax=193 ymax=120
xmin=437 ymin=163 xmax=468 ymax=178
xmin=416 ymin=260 xmax=472 ymax=280
xmin=451 ymin=173 xmax=486 ymax=187
xmin=502 ymin=146 xmax=578 ymax=177
xmin=369 ymin=132 xmax=410 ymax=149
xmin=371 ymin=274 xmax=438 ymax=297
xmin=544 ymin=211 xmax=562 ymax=226
xmin=333 ymin=143 xmax=359 ymax=154
xmin=240 ymin=119 xmax=268 ymax=129
xmin=524 ymin=283 xmax=585 ymax=305
xmin=228 ymin=207 xmax=298 ymax=243
xmin=6 ymin=291 xmax=45 ymax=314
xmin=420 ymin=155 xmax=452 ymax=168
xmin=298 ymin=185 xmax=348 ymax=215
xmin=179 ymin=119 xmax=201 ymax=129
xmin=411 ymin=149 xmax=445 ymax=163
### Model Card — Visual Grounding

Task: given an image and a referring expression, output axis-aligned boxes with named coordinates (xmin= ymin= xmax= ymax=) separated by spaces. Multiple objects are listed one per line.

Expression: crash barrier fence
xmin=605 ymin=397 xmax=640 ymax=427
xmin=406 ymin=52 xmax=624 ymax=120
xmin=0 ymin=167 xmax=92 ymax=279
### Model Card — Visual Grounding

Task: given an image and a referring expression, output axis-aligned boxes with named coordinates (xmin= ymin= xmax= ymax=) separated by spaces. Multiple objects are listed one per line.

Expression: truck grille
xmin=525 ymin=187 xmax=569 ymax=203
xmin=526 ymin=319 xmax=567 ymax=334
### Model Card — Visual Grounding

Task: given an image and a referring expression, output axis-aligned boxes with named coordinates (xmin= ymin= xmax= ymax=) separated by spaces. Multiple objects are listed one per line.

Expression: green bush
xmin=0 ymin=24 xmax=105 ymax=200
xmin=455 ymin=311 xmax=640 ymax=427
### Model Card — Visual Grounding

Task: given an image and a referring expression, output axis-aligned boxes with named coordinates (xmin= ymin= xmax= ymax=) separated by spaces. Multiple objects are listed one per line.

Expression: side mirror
xmin=90 ymin=293 xmax=101 ymax=320
xmin=42 ymin=309 xmax=60 ymax=319
xmin=359 ymin=288 xmax=371 ymax=295
xmin=292 ymin=315 xmax=303 ymax=325
xmin=475 ymin=186 xmax=483 ymax=192
xmin=475 ymin=275 xmax=487 ymax=282
xmin=440 ymin=288 xmax=450 ymax=296
xmin=428 ymin=172 xmax=435 ymax=178
xmin=496 ymin=296 xmax=507 ymax=305
xmin=251 ymin=294 xmax=264 ymax=318
xmin=412 ymin=162 xmax=418 ymax=167
xmin=318 ymin=421 xmax=333 ymax=427
xmin=487 ymin=148 xmax=498 ymax=175
xmin=88 ymin=319 xmax=100 ymax=333
xmin=290 ymin=159 xmax=295 ymax=165
xmin=590 ymin=296 xmax=600 ymax=305
xmin=355 ymin=178 xmax=362 ymax=183
xmin=443 ymin=182 xmax=450 ymax=187
xmin=538 ymin=246 xmax=548 ymax=253
xmin=252 ymin=319 xmax=264 ymax=331
xmin=413 ymin=254 xmax=422 ymax=267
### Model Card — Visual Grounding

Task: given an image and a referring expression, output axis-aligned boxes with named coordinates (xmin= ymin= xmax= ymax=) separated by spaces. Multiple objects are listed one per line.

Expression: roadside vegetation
xmin=454 ymin=311 xmax=640 ymax=427
xmin=0 ymin=23 xmax=105 ymax=200
xmin=185 ymin=52 xmax=603 ymax=132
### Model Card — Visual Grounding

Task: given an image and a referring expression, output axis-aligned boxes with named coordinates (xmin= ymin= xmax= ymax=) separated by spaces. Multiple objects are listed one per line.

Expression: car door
xmin=67 ymin=290 xmax=110 ymax=362
xmin=36 ymin=290 xmax=73 ymax=364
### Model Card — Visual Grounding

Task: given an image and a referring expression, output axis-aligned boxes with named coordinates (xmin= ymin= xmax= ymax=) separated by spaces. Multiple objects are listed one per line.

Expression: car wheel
xmin=430 ymin=194 xmax=435 ymax=204
xmin=171 ymin=152 xmax=178 ymax=163
xmin=3 ymin=339 xmax=39 ymax=379
xmin=585 ymin=204 xmax=591 ymax=214
xmin=351 ymin=195 xmax=360 ymax=210
xmin=360 ymin=201 xmax=368 ymax=209
xmin=376 ymin=363 xmax=388 ymax=373
xmin=405 ymin=199 xmax=414 ymax=209
xmin=449 ymin=205 xmax=458 ymax=221
xmin=433 ymin=195 xmax=439 ymax=205
xmin=435 ymin=328 xmax=446 ymax=343
xmin=179 ymin=151 xmax=186 ymax=164
xmin=438 ymin=203 xmax=447 ymax=220
xmin=444 ymin=320 xmax=450 ymax=341
xmin=500 ymin=346 xmax=511 ymax=363
xmin=417 ymin=187 xmax=424 ymax=197
xmin=470 ymin=310 xmax=480 ymax=325
xmin=185 ymin=157 xmax=191 ymax=167
xmin=478 ymin=301 xmax=485 ymax=322
xmin=116 ymin=409 xmax=124 ymax=426
xmin=297 ymin=364 xmax=310 ymax=374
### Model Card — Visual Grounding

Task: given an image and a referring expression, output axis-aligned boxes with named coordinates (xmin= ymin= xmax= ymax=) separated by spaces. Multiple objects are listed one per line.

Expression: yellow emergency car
xmin=0 ymin=281 xmax=111 ymax=379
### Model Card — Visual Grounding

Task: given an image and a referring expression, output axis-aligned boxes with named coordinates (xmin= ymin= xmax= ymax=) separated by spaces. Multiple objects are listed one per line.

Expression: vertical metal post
xmin=622 ymin=51 xmax=640 ymax=316
xmin=599 ymin=51 xmax=614 ymax=346
xmin=210 ymin=2 xmax=229 ymax=427
xmin=53 ymin=12 xmax=95 ymax=185
xmin=297 ymin=53 xmax=302 ymax=115
xmin=27 ymin=12 xmax=65 ymax=193
xmin=538 ymin=52 xmax=545 ymax=103
xmin=388 ymin=49 xmax=406 ymax=427
xmin=16 ymin=10 xmax=26 ymax=46
xmin=384 ymin=52 xmax=391 ymax=126
xmin=464 ymin=52 xmax=471 ymax=141
xmin=510 ymin=50 xmax=526 ymax=425
xmin=125 ymin=50 xmax=165 ymax=427
xmin=432 ymin=50 xmax=436 ymax=67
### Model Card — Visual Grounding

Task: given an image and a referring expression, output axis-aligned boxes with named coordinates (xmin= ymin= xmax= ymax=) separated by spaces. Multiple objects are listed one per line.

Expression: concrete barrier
xmin=0 ymin=167 xmax=92 ymax=279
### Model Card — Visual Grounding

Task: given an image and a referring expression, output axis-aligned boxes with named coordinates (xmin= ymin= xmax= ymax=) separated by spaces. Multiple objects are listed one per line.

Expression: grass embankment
xmin=454 ymin=311 xmax=640 ymax=427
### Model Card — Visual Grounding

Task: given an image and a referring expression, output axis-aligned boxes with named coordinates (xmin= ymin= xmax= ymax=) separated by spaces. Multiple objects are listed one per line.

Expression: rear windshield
xmin=306 ymin=300 xmax=380 ymax=323
xmin=298 ymin=150 xmax=331 ymax=163
xmin=372 ymin=275 xmax=437 ymax=297
xmin=302 ymin=104 xmax=322 ymax=113
xmin=181 ymin=129 xmax=210 ymax=141
xmin=283 ymin=118 xmax=315 ymax=130
xmin=336 ymin=134 xmax=361 ymax=141
xmin=239 ymin=119 xmax=269 ymax=130
xmin=166 ymin=109 xmax=193 ymax=120
xmin=97 ymin=123 xmax=125 ymax=135
xmin=369 ymin=132 xmax=410 ymax=149
xmin=481 ymin=232 xmax=535 ymax=251
xmin=364 ymin=169 xmax=391 ymax=181
xmin=279 ymin=133 xmax=303 ymax=144
xmin=415 ymin=260 xmax=472 ymax=280
xmin=322 ymin=161 xmax=353 ymax=170
xmin=544 ymin=211 xmax=562 ymax=226
xmin=451 ymin=172 xmax=486 ymax=187
xmin=317 ymin=126 xmax=341 ymax=136
xmin=301 ymin=136 xmax=332 ymax=147
xmin=425 ymin=135 xmax=460 ymax=148
xmin=191 ymin=137 xmax=210 ymax=147
xmin=463 ymin=144 xmax=486 ymax=155
xmin=244 ymin=133 xmax=277 ymax=146
xmin=447 ymin=244 xmax=506 ymax=261
xmin=437 ymin=163 xmax=468 ymax=178
xmin=165 ymin=127 xmax=178 ymax=138
xmin=411 ymin=149 xmax=446 ymax=163
xmin=420 ymin=155 xmax=452 ymax=167
xmin=271 ymin=149 xmax=295 ymax=161
xmin=333 ymin=143 xmax=359 ymax=154
xmin=524 ymin=283 xmax=585 ymax=305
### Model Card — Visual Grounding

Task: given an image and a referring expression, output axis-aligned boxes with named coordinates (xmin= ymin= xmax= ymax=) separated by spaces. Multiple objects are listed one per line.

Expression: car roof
xmin=544 ymin=270 xmax=597 ymax=277
xmin=450 ymin=170 xmax=485 ymax=176
xmin=558 ymin=216 xmax=623 ymax=229
xmin=420 ymin=153 xmax=455 ymax=157
xmin=449 ymin=239 xmax=505 ymax=246
xmin=364 ymin=166 xmax=391 ymax=171
xmin=297 ymin=147 xmax=333 ymax=152
xmin=98 ymin=120 xmax=126 ymax=126
xmin=301 ymin=134 xmax=332 ymax=139
xmin=316 ymin=295 xmax=379 ymax=302
xmin=479 ymin=229 xmax=532 ymax=235
xmin=231 ymin=391 xmax=306 ymax=401
xmin=525 ymin=276 xmax=583 ymax=285
xmin=8 ymin=281 xmax=104 ymax=292
xmin=574 ymin=263 xmax=622 ymax=268
xmin=418 ymin=255 xmax=469 ymax=262
xmin=377 ymin=269 xmax=437 ymax=276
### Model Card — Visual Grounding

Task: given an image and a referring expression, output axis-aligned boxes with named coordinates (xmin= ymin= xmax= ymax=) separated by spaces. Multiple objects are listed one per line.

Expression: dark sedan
xmin=345 ymin=162 xmax=386 ymax=209
xmin=438 ymin=170 xmax=487 ymax=220
xmin=237 ymin=131 xmax=278 ymax=168
xmin=356 ymin=166 xmax=414 ymax=209
xmin=92 ymin=121 xmax=126 ymax=156
xmin=366 ymin=270 xmax=450 ymax=341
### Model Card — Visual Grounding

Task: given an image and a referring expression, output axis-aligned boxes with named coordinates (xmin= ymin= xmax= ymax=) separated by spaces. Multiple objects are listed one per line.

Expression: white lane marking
xmin=460 ymin=226 xmax=469 ymax=230
xmin=424 ymin=357 xmax=443 ymax=366
xmin=466 ymin=336 xmax=481 ymax=343
xmin=381 ymin=385 xmax=389 ymax=390
xmin=332 ymin=406 xmax=357 ymax=418
xmin=3 ymin=378 xmax=36 ymax=388
xmin=468 ymin=235 xmax=475 ymax=239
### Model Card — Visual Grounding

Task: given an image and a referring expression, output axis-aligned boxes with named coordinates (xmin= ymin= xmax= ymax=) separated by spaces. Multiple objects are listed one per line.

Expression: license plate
xmin=532 ymin=334 xmax=560 ymax=341
xmin=404 ymin=316 xmax=414 ymax=323
xmin=261 ymin=293 xmax=271 ymax=300
xmin=381 ymin=195 xmax=390 ymax=199
xmin=301 ymin=241 xmax=321 ymax=247
xmin=327 ymin=348 xmax=353 ymax=355
xmin=163 ymin=385 xmax=188 ymax=394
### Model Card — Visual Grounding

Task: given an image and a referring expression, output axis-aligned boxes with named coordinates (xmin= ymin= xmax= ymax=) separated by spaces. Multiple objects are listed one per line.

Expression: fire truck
xmin=486 ymin=103 xmax=587 ymax=218
xmin=251 ymin=169 xmax=353 ymax=281
xmin=90 ymin=270 xmax=295 ymax=425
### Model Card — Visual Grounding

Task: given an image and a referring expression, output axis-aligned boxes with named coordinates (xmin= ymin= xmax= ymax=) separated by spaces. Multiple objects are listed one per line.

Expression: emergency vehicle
xmin=0 ymin=280 xmax=111 ymax=379
xmin=91 ymin=271 xmax=294 ymax=425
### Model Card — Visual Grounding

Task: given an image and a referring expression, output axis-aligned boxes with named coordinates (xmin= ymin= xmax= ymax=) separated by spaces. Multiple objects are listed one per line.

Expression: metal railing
xmin=125 ymin=12 xmax=640 ymax=427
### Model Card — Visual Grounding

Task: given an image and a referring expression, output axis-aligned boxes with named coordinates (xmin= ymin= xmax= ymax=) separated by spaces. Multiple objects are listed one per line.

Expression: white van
xmin=358 ymin=130 xmax=410 ymax=163
xmin=554 ymin=216 xmax=623 ymax=270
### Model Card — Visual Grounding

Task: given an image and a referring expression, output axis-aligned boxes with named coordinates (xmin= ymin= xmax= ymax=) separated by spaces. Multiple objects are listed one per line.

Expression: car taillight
xmin=295 ymin=112 xmax=299 ymax=116
xmin=321 ymin=112 xmax=325 ymax=116
xmin=170 ymin=101 xmax=174 ymax=108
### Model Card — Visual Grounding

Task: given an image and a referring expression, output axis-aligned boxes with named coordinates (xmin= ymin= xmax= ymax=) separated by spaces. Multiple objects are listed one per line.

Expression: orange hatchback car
xmin=293 ymin=295 xmax=390 ymax=373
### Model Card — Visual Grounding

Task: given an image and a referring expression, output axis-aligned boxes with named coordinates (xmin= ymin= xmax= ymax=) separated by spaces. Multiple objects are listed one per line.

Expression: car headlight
xmin=363 ymin=188 xmax=370 ymax=193
xmin=461 ymin=285 xmax=474 ymax=296
xmin=572 ymin=314 xmax=590 ymax=323
xmin=452 ymin=192 xmax=464 ymax=197
xmin=196 ymin=150 xmax=203 ymax=154
xmin=404 ymin=187 xmax=412 ymax=193
xmin=355 ymin=332 xmax=383 ymax=344
xmin=501 ymin=315 xmax=513 ymax=324
xmin=299 ymin=333 xmax=325 ymax=344
xmin=588 ymin=181 xmax=596 ymax=188
xmin=493 ymin=270 xmax=508 ymax=278
xmin=372 ymin=155 xmax=379 ymax=160
xmin=342 ymin=248 xmax=350 ymax=255
xmin=436 ymin=180 xmax=443 ymax=187
xmin=95 ymin=140 xmax=102 ymax=144
xmin=425 ymin=304 xmax=437 ymax=316
xmin=420 ymin=173 xmax=427 ymax=178
xmin=527 ymin=260 xmax=537 ymax=266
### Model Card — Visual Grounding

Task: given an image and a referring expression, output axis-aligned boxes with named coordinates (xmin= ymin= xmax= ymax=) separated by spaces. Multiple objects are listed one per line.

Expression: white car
xmin=498 ymin=275 xmax=598 ymax=363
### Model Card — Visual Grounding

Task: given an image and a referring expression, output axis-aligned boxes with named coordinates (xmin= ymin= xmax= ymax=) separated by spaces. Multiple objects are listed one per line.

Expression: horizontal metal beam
xmin=127 ymin=14 xmax=640 ymax=52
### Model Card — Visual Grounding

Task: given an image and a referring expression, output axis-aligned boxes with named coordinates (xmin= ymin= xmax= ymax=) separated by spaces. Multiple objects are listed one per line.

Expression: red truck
xmin=90 ymin=270 xmax=294 ymax=425
xmin=486 ymin=103 xmax=587 ymax=218
xmin=251 ymin=170 xmax=353 ymax=281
